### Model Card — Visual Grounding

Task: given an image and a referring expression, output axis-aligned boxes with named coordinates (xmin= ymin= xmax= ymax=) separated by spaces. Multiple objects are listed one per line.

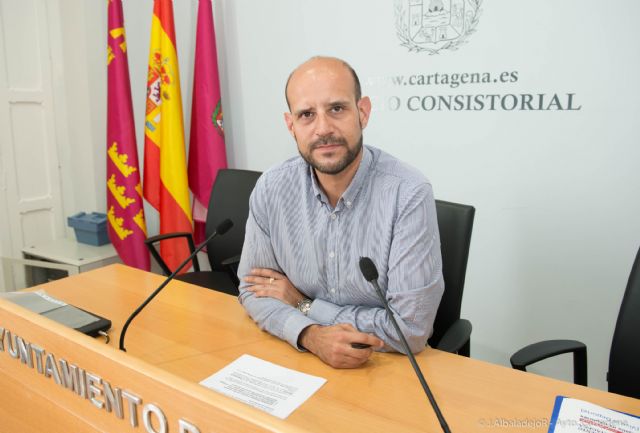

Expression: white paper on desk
xmin=200 ymin=354 xmax=326 ymax=419
xmin=550 ymin=396 xmax=640 ymax=433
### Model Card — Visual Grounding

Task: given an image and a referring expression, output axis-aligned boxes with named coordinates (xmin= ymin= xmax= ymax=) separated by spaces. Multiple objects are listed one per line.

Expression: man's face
xmin=284 ymin=60 xmax=371 ymax=175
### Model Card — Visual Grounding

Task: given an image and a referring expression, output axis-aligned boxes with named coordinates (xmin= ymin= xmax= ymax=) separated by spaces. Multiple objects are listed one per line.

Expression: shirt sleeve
xmin=306 ymin=182 xmax=444 ymax=354
xmin=237 ymin=176 xmax=319 ymax=350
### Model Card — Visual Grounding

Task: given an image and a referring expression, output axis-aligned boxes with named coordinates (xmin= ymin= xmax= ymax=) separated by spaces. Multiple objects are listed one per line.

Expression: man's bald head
xmin=284 ymin=56 xmax=362 ymax=110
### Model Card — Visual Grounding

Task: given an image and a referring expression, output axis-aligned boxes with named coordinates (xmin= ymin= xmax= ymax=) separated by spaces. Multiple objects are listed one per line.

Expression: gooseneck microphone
xmin=119 ymin=219 xmax=233 ymax=352
xmin=359 ymin=257 xmax=452 ymax=433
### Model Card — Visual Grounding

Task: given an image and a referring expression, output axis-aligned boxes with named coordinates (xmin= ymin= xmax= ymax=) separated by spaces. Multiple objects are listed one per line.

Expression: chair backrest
xmin=204 ymin=169 xmax=262 ymax=271
xmin=428 ymin=200 xmax=475 ymax=348
xmin=608 ymin=246 xmax=640 ymax=398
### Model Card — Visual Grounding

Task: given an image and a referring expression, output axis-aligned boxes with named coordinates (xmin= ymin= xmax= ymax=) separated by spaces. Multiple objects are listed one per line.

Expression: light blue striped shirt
xmin=238 ymin=145 xmax=444 ymax=354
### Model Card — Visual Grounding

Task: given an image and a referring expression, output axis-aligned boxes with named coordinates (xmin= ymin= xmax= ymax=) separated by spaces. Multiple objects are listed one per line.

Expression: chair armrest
xmin=436 ymin=318 xmax=472 ymax=356
xmin=220 ymin=254 xmax=241 ymax=267
xmin=144 ymin=232 xmax=199 ymax=275
xmin=510 ymin=339 xmax=587 ymax=386
xmin=145 ymin=232 xmax=194 ymax=244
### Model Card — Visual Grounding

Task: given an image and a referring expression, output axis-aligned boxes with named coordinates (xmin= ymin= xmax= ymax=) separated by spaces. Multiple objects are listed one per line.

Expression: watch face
xmin=299 ymin=299 xmax=311 ymax=315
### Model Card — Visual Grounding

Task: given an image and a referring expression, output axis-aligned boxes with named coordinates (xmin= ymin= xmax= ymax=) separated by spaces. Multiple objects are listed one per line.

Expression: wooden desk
xmin=0 ymin=264 xmax=637 ymax=433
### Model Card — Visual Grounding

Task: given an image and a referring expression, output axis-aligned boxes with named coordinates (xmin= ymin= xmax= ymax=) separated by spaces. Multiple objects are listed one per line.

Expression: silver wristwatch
xmin=297 ymin=298 xmax=312 ymax=315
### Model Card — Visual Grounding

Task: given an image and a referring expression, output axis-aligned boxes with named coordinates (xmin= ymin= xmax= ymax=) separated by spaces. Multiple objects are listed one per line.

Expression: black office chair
xmin=145 ymin=169 xmax=262 ymax=296
xmin=510 ymin=246 xmax=640 ymax=399
xmin=428 ymin=200 xmax=475 ymax=357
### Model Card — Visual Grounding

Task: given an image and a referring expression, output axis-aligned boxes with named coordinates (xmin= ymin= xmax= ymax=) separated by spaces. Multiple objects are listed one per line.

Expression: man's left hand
xmin=244 ymin=268 xmax=304 ymax=307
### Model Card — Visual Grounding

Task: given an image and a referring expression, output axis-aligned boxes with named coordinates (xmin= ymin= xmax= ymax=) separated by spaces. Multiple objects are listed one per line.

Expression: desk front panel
xmin=3 ymin=264 xmax=637 ymax=433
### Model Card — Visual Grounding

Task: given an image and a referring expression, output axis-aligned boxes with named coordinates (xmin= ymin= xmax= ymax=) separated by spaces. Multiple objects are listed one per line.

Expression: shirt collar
xmin=308 ymin=145 xmax=373 ymax=209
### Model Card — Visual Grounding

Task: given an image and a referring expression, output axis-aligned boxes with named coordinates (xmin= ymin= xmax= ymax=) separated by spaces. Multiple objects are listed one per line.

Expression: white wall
xmin=206 ymin=0 xmax=640 ymax=390
xmin=13 ymin=0 xmax=640 ymax=391
xmin=56 ymin=0 xmax=106 ymax=226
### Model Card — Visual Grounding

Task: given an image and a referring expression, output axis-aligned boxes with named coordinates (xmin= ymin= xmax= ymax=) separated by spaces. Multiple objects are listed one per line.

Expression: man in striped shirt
xmin=238 ymin=56 xmax=444 ymax=369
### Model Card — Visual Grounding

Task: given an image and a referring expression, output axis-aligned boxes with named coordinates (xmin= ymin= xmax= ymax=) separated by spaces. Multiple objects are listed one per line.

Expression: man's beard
xmin=299 ymin=134 xmax=363 ymax=175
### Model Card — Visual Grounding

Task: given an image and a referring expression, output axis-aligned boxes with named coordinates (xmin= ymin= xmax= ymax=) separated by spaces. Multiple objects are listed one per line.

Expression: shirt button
xmin=346 ymin=201 xmax=352 ymax=208
xmin=330 ymin=213 xmax=337 ymax=220
xmin=329 ymin=251 xmax=335 ymax=258
xmin=330 ymin=288 xmax=336 ymax=293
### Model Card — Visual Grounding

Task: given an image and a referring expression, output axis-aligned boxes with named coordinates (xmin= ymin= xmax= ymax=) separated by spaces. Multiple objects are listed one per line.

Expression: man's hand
xmin=299 ymin=324 xmax=385 ymax=369
xmin=244 ymin=268 xmax=304 ymax=307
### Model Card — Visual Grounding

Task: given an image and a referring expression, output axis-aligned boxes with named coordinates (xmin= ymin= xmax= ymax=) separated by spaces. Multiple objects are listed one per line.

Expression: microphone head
xmin=359 ymin=257 xmax=379 ymax=282
xmin=216 ymin=219 xmax=234 ymax=235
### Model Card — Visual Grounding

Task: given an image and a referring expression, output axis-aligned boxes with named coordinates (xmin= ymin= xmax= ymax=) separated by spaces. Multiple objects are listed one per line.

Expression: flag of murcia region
xmin=106 ymin=0 xmax=150 ymax=271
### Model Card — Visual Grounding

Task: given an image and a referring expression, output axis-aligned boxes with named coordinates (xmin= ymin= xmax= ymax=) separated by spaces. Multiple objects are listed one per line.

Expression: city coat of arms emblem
xmin=395 ymin=0 xmax=482 ymax=54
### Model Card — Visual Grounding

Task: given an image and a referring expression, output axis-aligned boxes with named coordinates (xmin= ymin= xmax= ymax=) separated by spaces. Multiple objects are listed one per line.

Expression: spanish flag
xmin=143 ymin=0 xmax=192 ymax=272
xmin=106 ymin=0 xmax=150 ymax=271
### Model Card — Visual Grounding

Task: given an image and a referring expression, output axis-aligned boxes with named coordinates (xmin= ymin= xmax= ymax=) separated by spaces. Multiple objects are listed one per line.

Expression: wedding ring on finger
xmin=269 ymin=277 xmax=275 ymax=285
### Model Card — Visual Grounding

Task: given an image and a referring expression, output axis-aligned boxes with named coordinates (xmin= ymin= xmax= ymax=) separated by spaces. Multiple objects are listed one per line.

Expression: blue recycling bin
xmin=67 ymin=212 xmax=110 ymax=246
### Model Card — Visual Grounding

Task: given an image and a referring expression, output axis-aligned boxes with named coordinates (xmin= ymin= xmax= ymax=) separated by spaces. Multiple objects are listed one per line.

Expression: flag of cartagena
xmin=188 ymin=0 xmax=228 ymax=244
xmin=143 ymin=0 xmax=192 ymax=272
xmin=106 ymin=0 xmax=150 ymax=271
